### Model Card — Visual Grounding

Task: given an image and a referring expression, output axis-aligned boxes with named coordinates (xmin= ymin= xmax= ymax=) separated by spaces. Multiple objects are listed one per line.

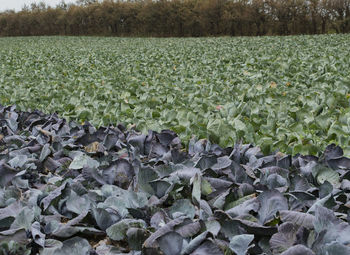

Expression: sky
xmin=0 ymin=0 xmax=75 ymax=11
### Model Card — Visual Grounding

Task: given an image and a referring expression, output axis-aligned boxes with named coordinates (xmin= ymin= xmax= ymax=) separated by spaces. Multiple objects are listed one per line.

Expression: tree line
xmin=0 ymin=0 xmax=350 ymax=37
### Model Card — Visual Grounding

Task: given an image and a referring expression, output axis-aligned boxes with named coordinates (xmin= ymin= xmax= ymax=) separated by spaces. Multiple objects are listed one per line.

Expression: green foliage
xmin=0 ymin=241 xmax=30 ymax=255
xmin=0 ymin=35 xmax=350 ymax=155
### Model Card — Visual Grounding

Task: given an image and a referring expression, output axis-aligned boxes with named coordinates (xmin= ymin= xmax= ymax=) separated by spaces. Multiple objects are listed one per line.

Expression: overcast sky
xmin=0 ymin=0 xmax=75 ymax=11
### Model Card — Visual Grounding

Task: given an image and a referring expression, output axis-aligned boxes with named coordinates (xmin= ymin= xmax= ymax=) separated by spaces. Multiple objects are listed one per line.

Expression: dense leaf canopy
xmin=0 ymin=35 xmax=350 ymax=155
xmin=1 ymin=105 xmax=350 ymax=254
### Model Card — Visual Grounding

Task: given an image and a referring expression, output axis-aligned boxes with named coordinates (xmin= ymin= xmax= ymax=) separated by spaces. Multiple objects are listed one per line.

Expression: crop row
xmin=0 ymin=35 xmax=350 ymax=155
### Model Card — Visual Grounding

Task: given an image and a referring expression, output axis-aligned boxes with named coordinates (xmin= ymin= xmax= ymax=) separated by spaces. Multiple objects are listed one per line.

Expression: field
xmin=1 ymin=35 xmax=350 ymax=155
xmin=1 ymin=35 xmax=350 ymax=255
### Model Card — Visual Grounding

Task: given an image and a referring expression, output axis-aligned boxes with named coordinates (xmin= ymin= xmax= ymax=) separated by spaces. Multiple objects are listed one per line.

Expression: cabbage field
xmin=1 ymin=105 xmax=350 ymax=255
xmin=1 ymin=35 xmax=350 ymax=255
xmin=1 ymin=35 xmax=349 ymax=155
